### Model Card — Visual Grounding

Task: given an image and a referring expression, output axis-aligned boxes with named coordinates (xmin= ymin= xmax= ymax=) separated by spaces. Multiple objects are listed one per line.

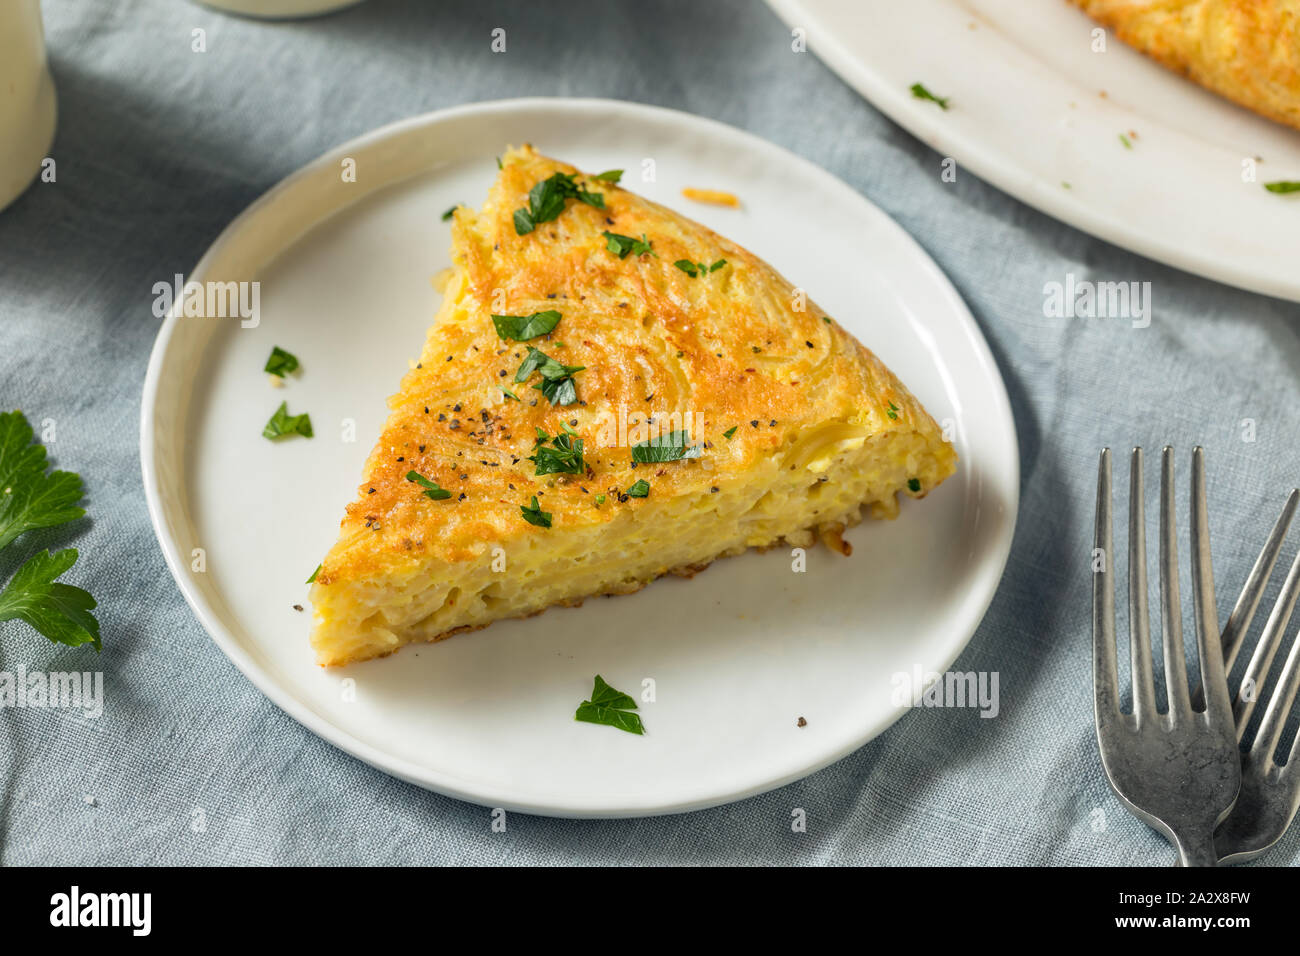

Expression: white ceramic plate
xmin=766 ymin=0 xmax=1300 ymax=303
xmin=140 ymin=98 xmax=1018 ymax=817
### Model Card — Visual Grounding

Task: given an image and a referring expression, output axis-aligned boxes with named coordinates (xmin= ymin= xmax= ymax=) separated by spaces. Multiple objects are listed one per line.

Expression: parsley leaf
xmin=513 ymin=172 xmax=605 ymax=235
xmin=575 ymin=675 xmax=644 ymax=735
xmin=514 ymin=347 xmax=583 ymax=406
xmin=910 ymin=82 xmax=950 ymax=110
xmin=529 ymin=429 xmax=585 ymax=476
xmin=0 ymin=412 xmax=100 ymax=651
xmin=262 ymin=401 xmax=313 ymax=440
xmin=626 ymin=479 xmax=650 ymax=498
xmin=631 ymin=429 xmax=702 ymax=464
xmin=535 ymin=375 xmax=578 ymax=406
xmin=492 ymin=309 xmax=562 ymax=341
xmin=0 ymin=410 xmax=86 ymax=553
xmin=590 ymin=674 xmax=637 ymax=708
xmin=886 ymin=401 xmax=900 ymax=421
xmin=722 ymin=426 xmax=738 ymax=440
xmin=406 ymin=470 xmax=452 ymax=500
xmin=441 ymin=204 xmax=459 ymax=221
xmin=520 ymin=496 xmax=552 ymax=528
xmin=603 ymin=231 xmax=654 ymax=258
xmin=500 ymin=387 xmax=520 ymax=402
xmin=589 ymin=169 xmax=623 ymax=183
xmin=263 ymin=346 xmax=299 ymax=378
xmin=306 ymin=564 xmax=321 ymax=584
xmin=0 ymin=548 xmax=100 ymax=650
xmin=1264 ymin=181 xmax=1300 ymax=194
xmin=907 ymin=478 xmax=922 ymax=493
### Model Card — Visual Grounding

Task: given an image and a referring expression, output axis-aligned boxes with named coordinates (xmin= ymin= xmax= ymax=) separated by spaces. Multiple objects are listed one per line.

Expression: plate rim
xmin=139 ymin=96 xmax=1020 ymax=817
xmin=764 ymin=0 xmax=1300 ymax=305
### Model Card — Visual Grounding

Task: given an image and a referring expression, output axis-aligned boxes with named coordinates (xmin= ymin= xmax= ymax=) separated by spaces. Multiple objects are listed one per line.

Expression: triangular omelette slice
xmin=309 ymin=146 xmax=956 ymax=666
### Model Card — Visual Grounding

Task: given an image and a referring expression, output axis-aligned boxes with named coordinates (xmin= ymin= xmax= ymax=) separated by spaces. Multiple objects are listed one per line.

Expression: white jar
xmin=0 ymin=0 xmax=57 ymax=214
xmin=194 ymin=0 xmax=364 ymax=17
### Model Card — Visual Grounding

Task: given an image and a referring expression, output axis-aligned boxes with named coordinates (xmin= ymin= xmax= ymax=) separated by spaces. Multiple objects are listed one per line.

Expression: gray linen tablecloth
xmin=1 ymin=0 xmax=1297 ymax=866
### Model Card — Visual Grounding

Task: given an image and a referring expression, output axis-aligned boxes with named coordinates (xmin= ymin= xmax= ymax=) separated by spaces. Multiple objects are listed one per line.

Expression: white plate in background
xmin=766 ymin=0 xmax=1300 ymax=303
xmin=140 ymin=98 xmax=1018 ymax=817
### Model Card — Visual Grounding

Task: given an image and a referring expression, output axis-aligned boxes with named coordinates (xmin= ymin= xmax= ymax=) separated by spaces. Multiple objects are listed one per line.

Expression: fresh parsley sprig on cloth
xmin=0 ymin=411 xmax=101 ymax=650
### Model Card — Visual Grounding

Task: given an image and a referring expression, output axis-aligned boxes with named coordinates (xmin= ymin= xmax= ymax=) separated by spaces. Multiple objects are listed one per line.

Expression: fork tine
xmin=1190 ymin=448 xmax=1231 ymax=727
xmin=1161 ymin=447 xmax=1193 ymax=724
xmin=1129 ymin=448 xmax=1157 ymax=724
xmin=1237 ymin=547 xmax=1300 ymax=743
xmin=1223 ymin=489 xmax=1298 ymax=670
xmin=1094 ymin=449 xmax=1121 ymax=725
xmin=1273 ymin=631 xmax=1300 ymax=777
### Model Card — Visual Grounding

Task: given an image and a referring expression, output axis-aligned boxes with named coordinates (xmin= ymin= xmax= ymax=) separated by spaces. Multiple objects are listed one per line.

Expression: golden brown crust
xmin=1071 ymin=0 xmax=1300 ymax=130
xmin=316 ymin=145 xmax=950 ymax=586
xmin=309 ymin=146 xmax=957 ymax=665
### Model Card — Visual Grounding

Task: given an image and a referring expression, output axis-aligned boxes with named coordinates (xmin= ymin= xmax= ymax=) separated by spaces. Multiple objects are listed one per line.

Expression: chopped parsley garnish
xmin=515 ymin=347 xmax=584 ymax=406
xmin=262 ymin=401 xmax=313 ymax=440
xmin=722 ymin=426 xmax=738 ymax=440
xmin=500 ymin=387 xmax=521 ymax=401
xmin=594 ymin=494 xmax=606 ymax=507
xmin=306 ymin=564 xmax=321 ymax=584
xmin=264 ymin=346 xmax=299 ymax=378
xmin=441 ymin=205 xmax=459 ymax=221
xmin=520 ymin=496 xmax=552 ymax=528
xmin=529 ymin=429 xmax=585 ymax=476
xmin=907 ymin=478 xmax=922 ymax=493
xmin=406 ymin=470 xmax=452 ymax=500
xmin=910 ymin=83 xmax=949 ymax=110
xmin=574 ymin=674 xmax=644 ymax=735
xmin=631 ymin=429 xmax=702 ymax=464
xmin=491 ymin=309 xmax=562 ymax=341
xmin=1264 ymin=181 xmax=1300 ymax=194
xmin=673 ymin=258 xmax=727 ymax=277
xmin=886 ymin=401 xmax=900 ymax=421
xmin=603 ymin=231 xmax=654 ymax=258
xmin=626 ymin=479 xmax=650 ymax=498
xmin=589 ymin=169 xmax=623 ymax=183
xmin=1119 ymin=133 xmax=1133 ymax=150
xmin=513 ymin=172 xmax=605 ymax=235
xmin=0 ymin=410 xmax=100 ymax=650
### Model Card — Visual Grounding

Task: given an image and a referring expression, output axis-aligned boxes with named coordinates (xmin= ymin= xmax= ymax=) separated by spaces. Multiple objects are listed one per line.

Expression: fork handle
xmin=1174 ymin=833 xmax=1218 ymax=867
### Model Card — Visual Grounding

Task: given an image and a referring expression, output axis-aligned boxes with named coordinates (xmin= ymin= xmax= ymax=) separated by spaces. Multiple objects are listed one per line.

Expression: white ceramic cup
xmin=194 ymin=0 xmax=364 ymax=18
xmin=0 ymin=0 xmax=57 ymax=214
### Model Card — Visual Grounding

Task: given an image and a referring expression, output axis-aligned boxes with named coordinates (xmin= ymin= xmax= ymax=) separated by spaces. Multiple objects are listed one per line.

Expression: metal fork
xmin=1213 ymin=489 xmax=1300 ymax=864
xmin=1093 ymin=446 xmax=1241 ymax=866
